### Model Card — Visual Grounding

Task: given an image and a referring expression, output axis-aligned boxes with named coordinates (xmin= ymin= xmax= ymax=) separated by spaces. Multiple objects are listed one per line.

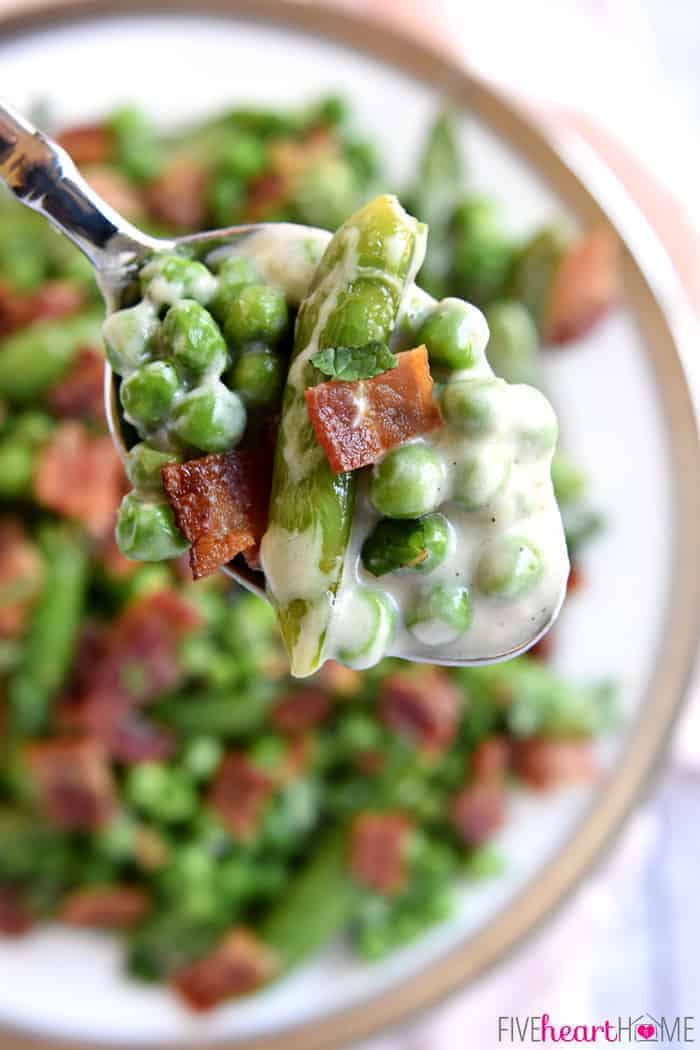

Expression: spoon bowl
xmin=0 ymin=100 xmax=566 ymax=666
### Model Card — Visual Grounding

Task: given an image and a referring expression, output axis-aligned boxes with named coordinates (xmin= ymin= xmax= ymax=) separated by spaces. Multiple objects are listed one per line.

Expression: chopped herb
xmin=311 ymin=342 xmax=397 ymax=381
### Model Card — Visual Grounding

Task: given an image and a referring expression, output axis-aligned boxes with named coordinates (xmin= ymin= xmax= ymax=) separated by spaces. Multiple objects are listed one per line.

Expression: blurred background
xmin=0 ymin=1 xmax=697 ymax=1048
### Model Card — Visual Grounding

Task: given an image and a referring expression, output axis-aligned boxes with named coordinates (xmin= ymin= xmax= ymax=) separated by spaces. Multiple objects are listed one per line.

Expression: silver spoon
xmin=0 ymin=99 xmax=268 ymax=596
xmin=0 ymin=101 xmax=565 ymax=665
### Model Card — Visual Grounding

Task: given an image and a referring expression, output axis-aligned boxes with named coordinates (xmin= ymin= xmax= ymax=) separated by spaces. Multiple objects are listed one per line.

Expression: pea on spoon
xmin=0 ymin=101 xmax=568 ymax=672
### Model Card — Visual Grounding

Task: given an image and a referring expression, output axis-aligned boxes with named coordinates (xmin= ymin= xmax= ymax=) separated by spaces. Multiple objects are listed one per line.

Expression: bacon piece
xmin=245 ymin=173 xmax=287 ymax=221
xmin=47 ymin=346 xmax=105 ymax=424
xmin=172 ymin=928 xmax=276 ymax=1011
xmin=567 ymin=564 xmax=584 ymax=594
xmin=451 ymin=780 xmax=506 ymax=846
xmin=59 ymin=885 xmax=150 ymax=928
xmin=379 ymin=669 xmax=461 ymax=754
xmin=34 ymin=422 xmax=125 ymax=536
xmin=208 ymin=753 xmax=275 ymax=841
xmin=0 ymin=886 xmax=32 ymax=936
xmin=0 ymin=279 xmax=84 ymax=338
xmin=0 ymin=518 xmax=43 ymax=639
xmin=58 ymin=123 xmax=114 ymax=166
xmin=545 ymin=227 xmax=621 ymax=345
xmin=511 ymin=737 xmax=597 ymax=791
xmin=62 ymin=590 xmax=199 ymax=761
xmin=312 ymin=660 xmax=361 ymax=697
xmin=271 ymin=688 xmax=331 ymax=734
xmin=349 ymin=812 xmax=412 ymax=895
xmin=145 ymin=158 xmax=208 ymax=231
xmin=85 ymin=167 xmax=144 ymax=221
xmin=162 ymin=447 xmax=272 ymax=579
xmin=26 ymin=736 xmax=115 ymax=830
xmin=305 ymin=346 xmax=441 ymax=474
xmin=471 ymin=736 xmax=511 ymax=781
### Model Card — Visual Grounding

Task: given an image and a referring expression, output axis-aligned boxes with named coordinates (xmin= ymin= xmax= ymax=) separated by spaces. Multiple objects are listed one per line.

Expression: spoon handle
xmin=0 ymin=100 xmax=156 ymax=274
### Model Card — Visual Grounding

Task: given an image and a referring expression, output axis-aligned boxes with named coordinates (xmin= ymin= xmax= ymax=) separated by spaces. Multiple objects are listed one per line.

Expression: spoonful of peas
xmin=0 ymin=102 xmax=569 ymax=677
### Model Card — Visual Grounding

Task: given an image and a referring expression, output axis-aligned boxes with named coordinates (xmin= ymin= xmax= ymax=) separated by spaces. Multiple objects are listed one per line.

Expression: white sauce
xmin=148 ymin=225 xmax=568 ymax=671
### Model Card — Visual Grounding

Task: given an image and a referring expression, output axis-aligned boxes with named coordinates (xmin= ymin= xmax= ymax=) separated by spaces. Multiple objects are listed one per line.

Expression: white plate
xmin=0 ymin=8 xmax=697 ymax=1049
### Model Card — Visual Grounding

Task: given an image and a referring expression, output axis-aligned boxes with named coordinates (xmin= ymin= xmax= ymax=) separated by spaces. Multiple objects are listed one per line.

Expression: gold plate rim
xmin=0 ymin=3 xmax=699 ymax=1049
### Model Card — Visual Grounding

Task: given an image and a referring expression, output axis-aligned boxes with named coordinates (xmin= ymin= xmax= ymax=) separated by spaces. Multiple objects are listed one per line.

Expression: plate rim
xmin=1 ymin=2 xmax=699 ymax=1049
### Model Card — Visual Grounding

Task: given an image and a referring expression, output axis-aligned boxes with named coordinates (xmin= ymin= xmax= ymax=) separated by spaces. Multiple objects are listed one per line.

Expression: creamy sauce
xmin=203 ymin=226 xmax=567 ymax=668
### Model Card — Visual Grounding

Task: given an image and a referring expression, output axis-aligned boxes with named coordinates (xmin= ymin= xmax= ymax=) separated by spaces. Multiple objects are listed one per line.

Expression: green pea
xmin=222 ymin=282 xmax=288 ymax=348
xmin=125 ymin=442 xmax=181 ymax=493
xmin=140 ymin=254 xmax=217 ymax=307
xmin=291 ymin=157 xmax=358 ymax=231
xmin=418 ymin=298 xmax=488 ymax=370
xmin=180 ymin=737 xmax=224 ymax=782
xmin=441 ymin=377 xmax=507 ymax=436
xmin=230 ymin=345 xmax=284 ymax=405
xmin=511 ymin=386 xmax=558 ymax=461
xmin=407 ymin=583 xmax=472 ymax=645
xmin=450 ymin=194 xmax=515 ymax=307
xmin=120 ymin=361 xmax=181 ymax=430
xmin=484 ymin=301 xmax=541 ymax=386
xmin=475 ymin=534 xmax=544 ymax=597
xmin=0 ymin=440 xmax=34 ymax=498
xmin=102 ymin=301 xmax=159 ymax=376
xmin=116 ymin=492 xmax=189 ymax=561
xmin=217 ymin=134 xmax=266 ymax=180
xmin=125 ymin=763 xmax=197 ymax=823
xmin=161 ymin=299 xmax=227 ymax=378
xmin=110 ymin=106 xmax=163 ymax=182
xmin=370 ymin=444 xmax=445 ymax=519
xmin=209 ymin=256 xmax=259 ymax=321
xmin=551 ymin=451 xmax=587 ymax=507
xmin=361 ymin=513 xmax=451 ymax=576
xmin=208 ymin=175 xmax=245 ymax=229
xmin=453 ymin=449 xmax=510 ymax=510
xmin=172 ymin=382 xmax=246 ymax=452
xmin=336 ymin=588 xmax=396 ymax=667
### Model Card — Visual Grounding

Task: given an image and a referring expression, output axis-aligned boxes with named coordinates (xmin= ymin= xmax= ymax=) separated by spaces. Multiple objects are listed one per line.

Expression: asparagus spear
xmin=261 ymin=195 xmax=426 ymax=676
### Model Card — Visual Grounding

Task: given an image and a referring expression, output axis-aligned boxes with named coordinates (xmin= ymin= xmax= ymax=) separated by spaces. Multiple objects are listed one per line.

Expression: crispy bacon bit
xmin=145 ymin=158 xmax=208 ymax=231
xmin=511 ymin=737 xmax=597 ymax=791
xmin=0 ymin=886 xmax=32 ymax=936
xmin=208 ymin=753 xmax=275 ymax=841
xmin=0 ymin=518 xmax=43 ymax=639
xmin=271 ymin=689 xmax=331 ymax=734
xmin=528 ymin=630 xmax=555 ymax=662
xmin=545 ymin=227 xmax=621 ymax=345
xmin=47 ymin=346 xmax=106 ymax=424
xmin=172 ymin=928 xmax=276 ymax=1011
xmin=567 ymin=564 xmax=584 ymax=594
xmin=451 ymin=780 xmax=506 ymax=845
xmin=34 ymin=422 xmax=125 ymax=536
xmin=0 ymin=279 xmax=84 ymax=338
xmin=471 ymin=736 xmax=511 ymax=781
xmin=379 ymin=669 xmax=461 ymax=753
xmin=58 ymin=123 xmax=114 ymax=166
xmin=85 ymin=167 xmax=145 ymax=221
xmin=26 ymin=736 xmax=115 ymax=830
xmin=245 ymin=173 xmax=287 ymax=221
xmin=305 ymin=346 xmax=441 ymax=474
xmin=162 ymin=447 xmax=272 ymax=579
xmin=59 ymin=885 xmax=150 ymax=928
xmin=312 ymin=660 xmax=361 ymax=697
xmin=62 ymin=590 xmax=199 ymax=761
xmin=349 ymin=812 xmax=412 ymax=895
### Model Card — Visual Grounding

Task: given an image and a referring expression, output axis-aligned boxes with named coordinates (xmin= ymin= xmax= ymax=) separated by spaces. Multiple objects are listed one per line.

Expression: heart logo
xmin=637 ymin=1024 xmax=655 ymax=1040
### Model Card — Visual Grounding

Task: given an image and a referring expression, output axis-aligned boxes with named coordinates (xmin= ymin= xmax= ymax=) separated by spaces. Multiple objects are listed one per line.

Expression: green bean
xmin=261 ymin=828 xmax=357 ymax=971
xmin=484 ymin=300 xmax=541 ymax=386
xmin=361 ymin=513 xmax=451 ymax=576
xmin=264 ymin=195 xmax=425 ymax=676
xmin=0 ymin=312 xmax=102 ymax=403
xmin=153 ymin=684 xmax=277 ymax=737
xmin=8 ymin=525 xmax=88 ymax=734
xmin=508 ymin=225 xmax=569 ymax=332
xmin=109 ymin=106 xmax=163 ymax=182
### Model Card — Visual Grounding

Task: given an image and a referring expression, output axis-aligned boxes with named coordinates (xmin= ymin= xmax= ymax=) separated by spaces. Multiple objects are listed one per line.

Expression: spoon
xmin=0 ymin=99 xmax=267 ymax=597
xmin=0 ymin=101 xmax=566 ymax=666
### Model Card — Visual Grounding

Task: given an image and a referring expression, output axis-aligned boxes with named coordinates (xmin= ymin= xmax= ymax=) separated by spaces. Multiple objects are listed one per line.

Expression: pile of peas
xmin=358 ymin=296 xmax=557 ymax=650
xmin=105 ymin=252 xmax=291 ymax=561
